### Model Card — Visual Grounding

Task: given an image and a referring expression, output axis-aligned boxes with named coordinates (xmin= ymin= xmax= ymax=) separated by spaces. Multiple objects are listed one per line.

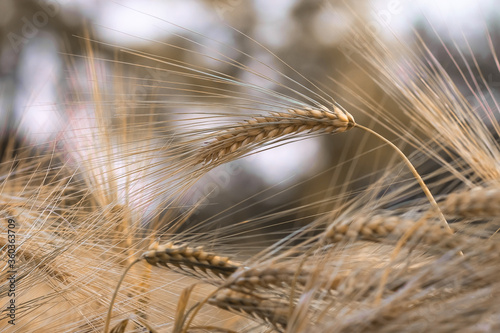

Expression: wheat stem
xmin=355 ymin=124 xmax=450 ymax=231
xmin=104 ymin=258 xmax=142 ymax=333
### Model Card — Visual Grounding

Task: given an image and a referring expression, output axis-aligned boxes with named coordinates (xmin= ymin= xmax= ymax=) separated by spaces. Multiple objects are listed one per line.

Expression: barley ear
xmin=208 ymin=289 xmax=289 ymax=332
xmin=442 ymin=186 xmax=500 ymax=218
xmin=142 ymin=242 xmax=239 ymax=278
xmin=323 ymin=214 xmax=459 ymax=250
xmin=197 ymin=105 xmax=355 ymax=165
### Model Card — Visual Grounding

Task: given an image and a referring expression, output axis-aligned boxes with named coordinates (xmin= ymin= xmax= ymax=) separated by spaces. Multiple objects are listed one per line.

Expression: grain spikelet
xmin=323 ymin=214 xmax=459 ymax=250
xmin=208 ymin=289 xmax=289 ymax=332
xmin=228 ymin=266 xmax=308 ymax=292
xmin=197 ymin=106 xmax=355 ymax=165
xmin=227 ymin=265 xmax=349 ymax=297
xmin=143 ymin=242 xmax=239 ymax=278
xmin=442 ymin=185 xmax=500 ymax=217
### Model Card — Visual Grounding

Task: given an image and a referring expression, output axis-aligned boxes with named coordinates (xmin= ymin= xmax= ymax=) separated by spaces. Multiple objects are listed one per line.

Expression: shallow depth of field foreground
xmin=1 ymin=1 xmax=500 ymax=332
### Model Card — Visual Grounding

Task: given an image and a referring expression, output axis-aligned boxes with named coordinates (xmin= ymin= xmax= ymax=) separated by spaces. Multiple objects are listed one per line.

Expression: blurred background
xmin=1 ymin=0 xmax=499 ymax=244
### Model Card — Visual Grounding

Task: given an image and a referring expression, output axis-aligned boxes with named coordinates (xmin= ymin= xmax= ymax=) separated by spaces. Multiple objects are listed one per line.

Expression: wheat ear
xmin=442 ymin=186 xmax=500 ymax=218
xmin=228 ymin=266 xmax=308 ymax=291
xmin=196 ymin=107 xmax=448 ymax=233
xmin=142 ymin=242 xmax=239 ymax=278
xmin=323 ymin=214 xmax=459 ymax=250
xmin=196 ymin=106 xmax=355 ymax=164
xmin=227 ymin=266 xmax=348 ymax=296
xmin=208 ymin=289 xmax=289 ymax=332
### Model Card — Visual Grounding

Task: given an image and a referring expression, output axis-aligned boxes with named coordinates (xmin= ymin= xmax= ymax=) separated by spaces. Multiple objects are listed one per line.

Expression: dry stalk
xmin=142 ymin=242 xmax=239 ymax=278
xmin=354 ymin=124 xmax=450 ymax=232
xmin=208 ymin=289 xmax=289 ymax=332
xmin=104 ymin=258 xmax=142 ymax=333
xmin=442 ymin=185 xmax=500 ymax=218
xmin=196 ymin=106 xmax=355 ymax=164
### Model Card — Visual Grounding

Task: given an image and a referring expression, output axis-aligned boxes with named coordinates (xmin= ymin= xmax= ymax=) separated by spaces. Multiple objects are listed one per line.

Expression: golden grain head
xmin=197 ymin=106 xmax=355 ymax=165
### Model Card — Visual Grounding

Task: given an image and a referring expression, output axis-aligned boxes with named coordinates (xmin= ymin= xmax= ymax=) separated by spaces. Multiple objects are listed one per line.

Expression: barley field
xmin=1 ymin=1 xmax=500 ymax=332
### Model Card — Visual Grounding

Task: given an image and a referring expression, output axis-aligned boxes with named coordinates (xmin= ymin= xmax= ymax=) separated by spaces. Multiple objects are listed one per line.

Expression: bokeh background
xmin=1 ymin=0 xmax=499 ymax=243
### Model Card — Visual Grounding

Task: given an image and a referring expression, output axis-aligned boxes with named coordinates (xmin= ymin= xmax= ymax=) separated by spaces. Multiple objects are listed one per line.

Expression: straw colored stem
xmin=355 ymin=124 xmax=450 ymax=231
